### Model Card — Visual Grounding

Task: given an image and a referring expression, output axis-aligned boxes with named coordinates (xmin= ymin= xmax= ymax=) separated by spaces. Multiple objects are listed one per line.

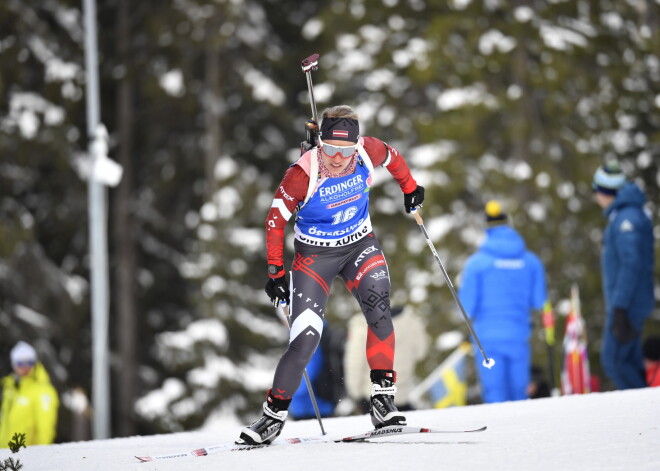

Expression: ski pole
xmin=277 ymin=302 xmax=327 ymax=435
xmin=411 ymin=209 xmax=495 ymax=369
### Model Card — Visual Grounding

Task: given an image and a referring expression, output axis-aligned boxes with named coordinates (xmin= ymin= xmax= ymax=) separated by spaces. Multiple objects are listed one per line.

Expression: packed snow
xmin=1 ymin=387 xmax=657 ymax=471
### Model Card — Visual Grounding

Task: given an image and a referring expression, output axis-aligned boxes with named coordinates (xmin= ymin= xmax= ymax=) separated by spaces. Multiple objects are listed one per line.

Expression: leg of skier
xmin=238 ymin=242 xmax=341 ymax=445
xmin=341 ymin=235 xmax=406 ymax=428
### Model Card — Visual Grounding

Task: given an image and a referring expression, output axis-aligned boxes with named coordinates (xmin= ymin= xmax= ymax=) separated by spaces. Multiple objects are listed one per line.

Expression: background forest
xmin=0 ymin=0 xmax=658 ymax=442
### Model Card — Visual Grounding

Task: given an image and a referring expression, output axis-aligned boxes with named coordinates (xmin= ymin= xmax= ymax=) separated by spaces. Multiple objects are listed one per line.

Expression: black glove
xmin=404 ymin=185 xmax=425 ymax=213
xmin=265 ymin=275 xmax=290 ymax=307
xmin=611 ymin=307 xmax=636 ymax=343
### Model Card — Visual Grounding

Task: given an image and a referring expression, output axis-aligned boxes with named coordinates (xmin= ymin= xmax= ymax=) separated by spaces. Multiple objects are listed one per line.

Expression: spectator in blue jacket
xmin=459 ymin=201 xmax=547 ymax=403
xmin=592 ymin=161 xmax=654 ymax=389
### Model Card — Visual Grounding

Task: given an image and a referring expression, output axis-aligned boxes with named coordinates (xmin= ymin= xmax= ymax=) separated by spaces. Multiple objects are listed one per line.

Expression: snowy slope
xmin=2 ymin=387 xmax=658 ymax=471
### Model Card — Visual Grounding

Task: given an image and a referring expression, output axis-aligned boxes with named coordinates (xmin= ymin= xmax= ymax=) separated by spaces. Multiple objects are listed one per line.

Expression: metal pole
xmin=83 ymin=0 xmax=111 ymax=439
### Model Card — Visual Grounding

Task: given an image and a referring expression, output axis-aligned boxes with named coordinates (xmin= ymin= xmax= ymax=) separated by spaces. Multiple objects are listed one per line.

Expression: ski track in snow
xmin=1 ymin=387 xmax=658 ymax=471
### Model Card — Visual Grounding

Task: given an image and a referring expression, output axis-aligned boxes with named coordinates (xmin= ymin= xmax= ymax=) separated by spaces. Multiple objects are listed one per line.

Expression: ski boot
xmin=369 ymin=369 xmax=406 ymax=429
xmin=237 ymin=391 xmax=291 ymax=445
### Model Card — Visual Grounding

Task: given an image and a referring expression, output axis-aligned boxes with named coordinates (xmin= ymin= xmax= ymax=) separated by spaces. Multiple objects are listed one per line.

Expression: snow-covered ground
xmin=2 ymin=387 xmax=658 ymax=471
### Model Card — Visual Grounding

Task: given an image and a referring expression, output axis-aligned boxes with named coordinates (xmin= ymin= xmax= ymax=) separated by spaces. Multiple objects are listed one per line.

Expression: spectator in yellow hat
xmin=458 ymin=201 xmax=548 ymax=403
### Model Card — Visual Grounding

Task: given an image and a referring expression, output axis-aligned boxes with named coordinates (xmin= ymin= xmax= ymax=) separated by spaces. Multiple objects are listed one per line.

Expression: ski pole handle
xmin=279 ymin=302 xmax=290 ymax=326
xmin=412 ymin=208 xmax=423 ymax=226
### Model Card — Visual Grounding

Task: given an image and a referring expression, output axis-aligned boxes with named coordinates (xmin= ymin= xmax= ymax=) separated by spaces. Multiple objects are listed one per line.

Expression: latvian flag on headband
xmin=333 ymin=130 xmax=349 ymax=138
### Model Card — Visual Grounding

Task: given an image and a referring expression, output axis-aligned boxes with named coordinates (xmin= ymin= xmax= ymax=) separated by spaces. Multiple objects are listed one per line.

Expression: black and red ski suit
xmin=264 ymin=136 xmax=419 ymax=399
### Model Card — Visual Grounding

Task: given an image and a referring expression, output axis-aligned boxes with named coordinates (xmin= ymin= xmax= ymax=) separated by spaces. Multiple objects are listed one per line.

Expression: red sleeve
xmin=265 ymin=165 xmax=308 ymax=276
xmin=362 ymin=136 xmax=418 ymax=194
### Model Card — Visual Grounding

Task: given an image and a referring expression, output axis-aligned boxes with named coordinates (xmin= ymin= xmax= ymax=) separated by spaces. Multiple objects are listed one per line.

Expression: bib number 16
xmin=332 ymin=206 xmax=358 ymax=225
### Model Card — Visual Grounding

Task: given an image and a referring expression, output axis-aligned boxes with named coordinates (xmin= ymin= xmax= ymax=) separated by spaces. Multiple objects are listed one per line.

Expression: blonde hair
xmin=322 ymin=105 xmax=358 ymax=120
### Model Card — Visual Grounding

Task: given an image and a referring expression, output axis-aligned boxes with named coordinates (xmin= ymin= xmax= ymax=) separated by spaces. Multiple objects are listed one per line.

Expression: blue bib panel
xmin=294 ymin=157 xmax=373 ymax=247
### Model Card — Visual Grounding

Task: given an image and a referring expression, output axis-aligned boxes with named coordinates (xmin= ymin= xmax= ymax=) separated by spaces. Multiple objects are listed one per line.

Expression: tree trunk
xmin=204 ymin=22 xmax=222 ymax=201
xmin=113 ymin=0 xmax=137 ymax=437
